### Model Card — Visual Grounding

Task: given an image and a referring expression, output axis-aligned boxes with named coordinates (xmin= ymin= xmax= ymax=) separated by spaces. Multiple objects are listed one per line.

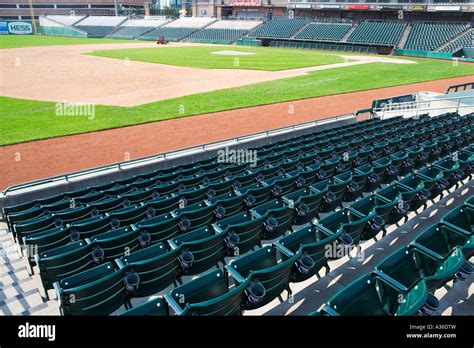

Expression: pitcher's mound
xmin=210 ymin=50 xmax=256 ymax=56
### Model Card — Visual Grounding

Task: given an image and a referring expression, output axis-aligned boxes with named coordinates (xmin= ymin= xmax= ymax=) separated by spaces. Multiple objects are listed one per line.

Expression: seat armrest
xmin=224 ymin=264 xmax=247 ymax=284
xmin=273 ymin=241 xmax=294 ymax=257
xmin=372 ymin=269 xmax=409 ymax=293
xmin=164 ymin=293 xmax=185 ymax=316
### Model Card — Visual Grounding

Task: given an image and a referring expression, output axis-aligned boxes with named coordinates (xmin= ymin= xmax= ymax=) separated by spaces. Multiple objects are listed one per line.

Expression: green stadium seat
xmin=169 ymin=227 xmax=226 ymax=275
xmin=274 ymin=223 xmax=338 ymax=282
xmin=415 ymin=166 xmax=449 ymax=201
xmin=54 ymin=262 xmax=126 ymax=315
xmin=235 ymin=183 xmax=274 ymax=209
xmin=410 ymin=224 xmax=465 ymax=291
xmin=36 ymin=240 xmax=99 ymax=296
xmin=347 ymin=194 xmax=393 ymax=241
xmin=249 ymin=199 xmax=294 ymax=240
xmin=134 ymin=213 xmax=181 ymax=245
xmin=213 ymin=211 xmax=264 ymax=256
xmin=282 ymin=187 xmax=323 ymax=225
xmin=372 ymin=247 xmax=432 ymax=314
xmin=432 ymin=157 xmax=464 ymax=190
xmin=117 ymin=242 xmax=181 ymax=296
xmin=396 ymin=175 xmax=429 ymax=211
xmin=90 ymin=226 xmax=139 ymax=262
xmin=321 ymin=274 xmax=423 ymax=316
xmin=187 ymin=28 xmax=250 ymax=44
xmin=226 ymin=246 xmax=300 ymax=310
xmin=165 ymin=269 xmax=250 ymax=315
xmin=120 ymin=297 xmax=168 ymax=316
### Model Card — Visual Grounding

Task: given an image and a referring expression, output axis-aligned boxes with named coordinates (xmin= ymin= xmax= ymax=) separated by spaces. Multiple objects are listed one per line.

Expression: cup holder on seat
xmin=124 ymin=271 xmax=140 ymax=294
xmin=246 ymin=281 xmax=266 ymax=305
xmin=296 ymin=254 xmax=315 ymax=274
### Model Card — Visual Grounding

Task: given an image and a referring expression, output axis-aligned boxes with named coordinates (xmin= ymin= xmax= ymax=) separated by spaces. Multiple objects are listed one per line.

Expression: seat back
xmin=56 ymin=262 xmax=126 ymax=315
xmin=119 ymin=242 xmax=181 ymax=296
xmin=38 ymin=240 xmax=95 ymax=290
xmin=171 ymin=227 xmax=226 ymax=275
xmin=168 ymin=269 xmax=249 ymax=316
xmin=324 ymin=274 xmax=387 ymax=316
xmin=120 ymin=297 xmax=168 ymax=316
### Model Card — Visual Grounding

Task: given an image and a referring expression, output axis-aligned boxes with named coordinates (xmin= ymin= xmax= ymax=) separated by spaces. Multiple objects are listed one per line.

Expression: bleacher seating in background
xmin=186 ymin=20 xmax=262 ymax=44
xmin=139 ymin=17 xmax=216 ymax=41
xmin=75 ymin=16 xmax=127 ymax=38
xmin=440 ymin=28 xmax=473 ymax=53
xmin=405 ymin=22 xmax=470 ymax=51
xmin=248 ymin=18 xmax=309 ymax=38
xmin=108 ymin=19 xmax=171 ymax=40
xmin=347 ymin=21 xmax=406 ymax=45
xmin=295 ymin=23 xmax=352 ymax=41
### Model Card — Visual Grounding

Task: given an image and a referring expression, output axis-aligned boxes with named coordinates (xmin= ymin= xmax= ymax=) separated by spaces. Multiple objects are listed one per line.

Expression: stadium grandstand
xmin=184 ymin=19 xmax=262 ymax=44
xmin=107 ymin=18 xmax=171 ymax=39
xmin=139 ymin=16 xmax=216 ymax=41
xmin=74 ymin=15 xmax=127 ymax=37
xmin=0 ymin=0 xmax=473 ymax=343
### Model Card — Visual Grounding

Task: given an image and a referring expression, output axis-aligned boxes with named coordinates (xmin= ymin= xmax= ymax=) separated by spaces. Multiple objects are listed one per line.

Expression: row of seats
xmin=108 ymin=26 xmax=157 ymax=40
xmin=317 ymin=194 xmax=473 ymax=316
xmin=441 ymin=29 xmax=473 ymax=53
xmin=139 ymin=27 xmax=197 ymax=41
xmin=52 ymin=141 xmax=473 ymax=315
xmin=185 ymin=28 xmax=249 ymax=44
xmin=4 ymin=116 xmax=391 ymax=232
xmin=7 ymin=115 xmax=455 ymax=248
xmin=7 ymin=114 xmax=472 ymax=255
xmin=347 ymin=21 xmax=406 ymax=45
xmin=75 ymin=25 xmax=116 ymax=38
xmin=295 ymin=23 xmax=352 ymax=41
xmin=405 ymin=23 xmax=470 ymax=51
xmin=248 ymin=19 xmax=309 ymax=38
xmin=5 ymin=113 xmax=469 ymax=314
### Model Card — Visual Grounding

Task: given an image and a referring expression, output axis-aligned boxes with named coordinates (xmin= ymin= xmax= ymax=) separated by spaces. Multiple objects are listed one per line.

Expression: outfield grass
xmin=1 ymin=55 xmax=473 ymax=146
xmin=88 ymin=46 xmax=347 ymax=71
xmin=0 ymin=35 xmax=142 ymax=49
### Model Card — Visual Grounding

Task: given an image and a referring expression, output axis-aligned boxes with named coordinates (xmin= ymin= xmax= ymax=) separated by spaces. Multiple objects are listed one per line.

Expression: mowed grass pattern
xmin=0 ymin=35 xmax=139 ymax=49
xmin=88 ymin=46 xmax=347 ymax=71
xmin=1 ymin=55 xmax=473 ymax=146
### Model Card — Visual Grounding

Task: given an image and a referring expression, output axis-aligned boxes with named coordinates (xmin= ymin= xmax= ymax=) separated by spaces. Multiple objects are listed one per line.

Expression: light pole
xmin=114 ymin=0 xmax=119 ymax=16
xmin=28 ymin=0 xmax=37 ymax=34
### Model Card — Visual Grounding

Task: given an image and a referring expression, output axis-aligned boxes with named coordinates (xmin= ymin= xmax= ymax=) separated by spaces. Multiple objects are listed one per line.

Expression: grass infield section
xmin=88 ymin=46 xmax=347 ymax=71
xmin=0 ymin=35 xmax=138 ymax=49
xmin=1 ymin=53 xmax=473 ymax=146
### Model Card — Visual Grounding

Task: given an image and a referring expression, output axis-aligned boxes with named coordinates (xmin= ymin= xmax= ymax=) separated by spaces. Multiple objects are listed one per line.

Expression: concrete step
xmin=0 ymin=288 xmax=44 ymax=315
xmin=0 ymin=275 xmax=42 ymax=301
xmin=23 ymin=300 xmax=60 ymax=316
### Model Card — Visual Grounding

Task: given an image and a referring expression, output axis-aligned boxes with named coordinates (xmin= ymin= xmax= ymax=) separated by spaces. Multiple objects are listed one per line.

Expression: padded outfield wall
xmin=394 ymin=48 xmax=453 ymax=60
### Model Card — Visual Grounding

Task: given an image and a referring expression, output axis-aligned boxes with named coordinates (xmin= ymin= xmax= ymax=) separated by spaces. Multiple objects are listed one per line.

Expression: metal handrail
xmin=372 ymin=94 xmax=474 ymax=119
xmin=1 ymin=113 xmax=353 ymax=195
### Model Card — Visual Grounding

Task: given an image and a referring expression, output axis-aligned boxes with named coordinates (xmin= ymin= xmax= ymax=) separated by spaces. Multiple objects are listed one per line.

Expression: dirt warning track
xmin=1 ymin=75 xmax=472 ymax=190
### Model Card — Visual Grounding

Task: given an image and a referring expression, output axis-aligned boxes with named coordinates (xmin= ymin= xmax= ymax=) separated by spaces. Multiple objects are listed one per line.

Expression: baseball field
xmin=1 ymin=34 xmax=473 ymax=188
